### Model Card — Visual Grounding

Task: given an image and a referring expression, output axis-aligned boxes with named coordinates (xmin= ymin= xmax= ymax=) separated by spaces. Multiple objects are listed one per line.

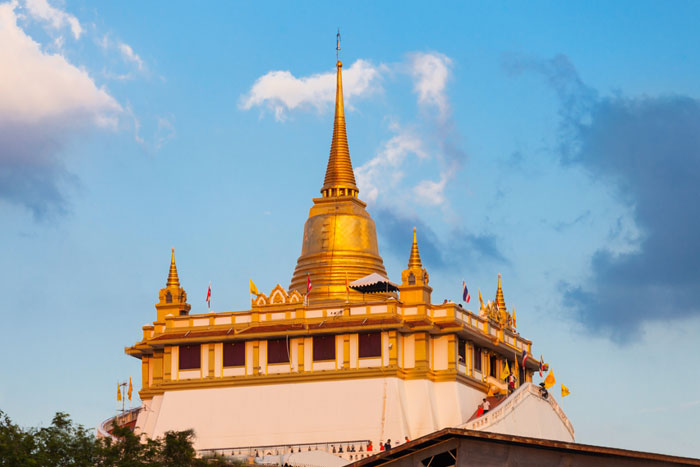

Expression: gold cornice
xmin=137 ymin=365 xmax=489 ymax=397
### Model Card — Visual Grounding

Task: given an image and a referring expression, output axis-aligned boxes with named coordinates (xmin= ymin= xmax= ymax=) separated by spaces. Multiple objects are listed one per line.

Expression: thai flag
xmin=462 ymin=280 xmax=471 ymax=303
xmin=206 ymin=282 xmax=211 ymax=309
xmin=307 ymin=274 xmax=313 ymax=294
xmin=539 ymin=354 xmax=544 ymax=378
xmin=521 ymin=350 xmax=528 ymax=369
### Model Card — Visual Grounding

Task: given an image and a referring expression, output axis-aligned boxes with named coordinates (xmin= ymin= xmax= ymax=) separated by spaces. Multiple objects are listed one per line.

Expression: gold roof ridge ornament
xmin=289 ymin=36 xmax=388 ymax=302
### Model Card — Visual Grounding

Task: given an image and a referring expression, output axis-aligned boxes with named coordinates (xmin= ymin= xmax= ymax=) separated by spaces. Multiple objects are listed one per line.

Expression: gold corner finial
xmin=166 ymin=248 xmax=180 ymax=288
xmin=321 ymin=29 xmax=358 ymax=198
xmin=496 ymin=273 xmax=506 ymax=314
xmin=408 ymin=227 xmax=423 ymax=269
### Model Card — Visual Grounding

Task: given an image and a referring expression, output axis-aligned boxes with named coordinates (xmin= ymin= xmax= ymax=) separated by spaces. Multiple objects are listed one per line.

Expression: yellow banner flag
xmin=512 ymin=305 xmax=517 ymax=328
xmin=501 ymin=360 xmax=510 ymax=380
xmin=561 ymin=384 xmax=570 ymax=397
xmin=116 ymin=383 xmax=121 ymax=402
xmin=249 ymin=279 xmax=259 ymax=295
xmin=544 ymin=369 xmax=556 ymax=389
xmin=513 ymin=350 xmax=519 ymax=385
xmin=128 ymin=377 xmax=133 ymax=401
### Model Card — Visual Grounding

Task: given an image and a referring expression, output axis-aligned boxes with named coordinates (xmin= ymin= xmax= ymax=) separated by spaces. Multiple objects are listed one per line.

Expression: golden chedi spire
xmin=496 ymin=273 xmax=506 ymax=314
xmin=289 ymin=42 xmax=388 ymax=303
xmin=156 ymin=248 xmax=190 ymax=321
xmin=166 ymin=248 xmax=180 ymax=288
xmin=407 ymin=227 xmax=423 ymax=269
xmin=320 ymin=59 xmax=359 ymax=198
xmin=400 ymin=227 xmax=431 ymax=305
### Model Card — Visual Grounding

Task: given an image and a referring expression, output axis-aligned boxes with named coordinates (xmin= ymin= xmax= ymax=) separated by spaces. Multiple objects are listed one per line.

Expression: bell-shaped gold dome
xmin=289 ymin=60 xmax=388 ymax=302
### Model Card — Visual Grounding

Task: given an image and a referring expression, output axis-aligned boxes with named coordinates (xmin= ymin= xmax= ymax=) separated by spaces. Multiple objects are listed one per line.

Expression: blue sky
xmin=1 ymin=0 xmax=699 ymax=458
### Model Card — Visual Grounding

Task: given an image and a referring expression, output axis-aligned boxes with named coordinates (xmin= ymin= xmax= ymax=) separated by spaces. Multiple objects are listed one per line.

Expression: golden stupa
xmin=289 ymin=59 xmax=388 ymax=302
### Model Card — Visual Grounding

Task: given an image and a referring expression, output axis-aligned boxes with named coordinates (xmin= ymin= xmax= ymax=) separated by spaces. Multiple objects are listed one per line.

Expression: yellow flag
xmin=128 ymin=377 xmax=133 ymax=401
xmin=561 ymin=384 xmax=570 ymax=397
xmin=544 ymin=369 xmax=556 ymax=389
xmin=116 ymin=383 xmax=121 ymax=402
xmin=513 ymin=350 xmax=519 ymax=385
xmin=512 ymin=305 xmax=517 ymax=328
xmin=249 ymin=279 xmax=259 ymax=295
xmin=501 ymin=360 xmax=510 ymax=380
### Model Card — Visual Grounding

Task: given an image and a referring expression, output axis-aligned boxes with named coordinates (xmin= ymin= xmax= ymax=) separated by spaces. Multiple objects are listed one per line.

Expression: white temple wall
xmin=135 ymin=377 xmax=484 ymax=451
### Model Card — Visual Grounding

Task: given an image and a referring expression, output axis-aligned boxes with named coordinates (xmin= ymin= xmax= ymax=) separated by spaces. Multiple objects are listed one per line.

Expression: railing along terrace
xmin=198 ymin=439 xmax=373 ymax=461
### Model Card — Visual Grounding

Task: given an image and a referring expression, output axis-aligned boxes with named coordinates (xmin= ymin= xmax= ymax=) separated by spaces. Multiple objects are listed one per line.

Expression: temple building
xmin=102 ymin=55 xmax=574 ymax=462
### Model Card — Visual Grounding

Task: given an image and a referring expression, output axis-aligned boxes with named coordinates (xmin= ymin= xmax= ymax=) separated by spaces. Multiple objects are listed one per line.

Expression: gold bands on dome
xmin=408 ymin=227 xmax=423 ymax=269
xmin=321 ymin=60 xmax=359 ymax=198
xmin=167 ymin=248 xmax=180 ymax=288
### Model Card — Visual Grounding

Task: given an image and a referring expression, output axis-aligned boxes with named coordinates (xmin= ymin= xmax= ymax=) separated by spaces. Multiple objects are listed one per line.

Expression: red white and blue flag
xmin=462 ymin=280 xmax=471 ymax=303
xmin=307 ymin=274 xmax=313 ymax=294
xmin=206 ymin=282 xmax=211 ymax=309
xmin=539 ymin=354 xmax=544 ymax=378
xmin=521 ymin=350 xmax=528 ymax=369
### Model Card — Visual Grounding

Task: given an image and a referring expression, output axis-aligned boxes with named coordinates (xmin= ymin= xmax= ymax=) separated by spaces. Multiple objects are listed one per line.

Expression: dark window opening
xmin=421 ymin=449 xmax=457 ymax=467
xmin=223 ymin=342 xmax=245 ymax=367
xmin=474 ymin=346 xmax=482 ymax=372
xmin=408 ymin=272 xmax=416 ymax=285
xmin=178 ymin=345 xmax=200 ymax=370
xmin=313 ymin=335 xmax=336 ymax=361
xmin=358 ymin=332 xmax=381 ymax=358
xmin=490 ymin=355 xmax=498 ymax=378
xmin=165 ymin=291 xmax=172 ymax=303
xmin=179 ymin=310 xmax=187 ymax=316
xmin=458 ymin=338 xmax=466 ymax=363
xmin=267 ymin=338 xmax=290 ymax=364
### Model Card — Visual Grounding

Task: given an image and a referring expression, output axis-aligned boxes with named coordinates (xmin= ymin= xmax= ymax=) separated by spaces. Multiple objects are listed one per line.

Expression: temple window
xmin=458 ymin=338 xmax=466 ymax=363
xmin=358 ymin=332 xmax=381 ymax=358
xmin=489 ymin=355 xmax=498 ymax=378
xmin=179 ymin=344 xmax=201 ymax=370
xmin=165 ymin=291 xmax=172 ymax=303
xmin=474 ymin=346 xmax=482 ymax=372
xmin=313 ymin=335 xmax=335 ymax=361
xmin=267 ymin=338 xmax=290 ymax=364
xmin=223 ymin=342 xmax=245 ymax=367
xmin=408 ymin=272 xmax=415 ymax=285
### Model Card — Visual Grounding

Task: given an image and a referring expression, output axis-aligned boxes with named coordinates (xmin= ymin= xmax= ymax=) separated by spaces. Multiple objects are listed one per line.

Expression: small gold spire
xmin=166 ymin=248 xmax=180 ymax=288
xmin=496 ymin=273 xmax=506 ymax=314
xmin=408 ymin=227 xmax=423 ymax=269
xmin=321 ymin=53 xmax=359 ymax=198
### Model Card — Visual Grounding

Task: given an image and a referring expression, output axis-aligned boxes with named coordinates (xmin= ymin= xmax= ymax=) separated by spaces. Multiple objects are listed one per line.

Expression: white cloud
xmin=0 ymin=2 xmax=121 ymax=217
xmin=24 ymin=0 xmax=82 ymax=39
xmin=240 ymin=59 xmax=383 ymax=120
xmin=409 ymin=52 xmax=452 ymax=119
xmin=118 ymin=42 xmax=144 ymax=71
xmin=413 ymin=173 xmax=449 ymax=206
xmin=0 ymin=3 xmax=120 ymax=125
xmin=355 ymin=124 xmax=428 ymax=205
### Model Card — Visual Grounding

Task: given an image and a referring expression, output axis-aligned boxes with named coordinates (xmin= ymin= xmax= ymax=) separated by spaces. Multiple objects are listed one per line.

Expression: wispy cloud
xmin=409 ymin=52 xmax=452 ymax=121
xmin=240 ymin=59 xmax=383 ymax=121
xmin=0 ymin=2 xmax=121 ymax=218
xmin=507 ymin=53 xmax=700 ymax=342
xmin=355 ymin=123 xmax=428 ymax=205
xmin=24 ymin=0 xmax=82 ymax=39
xmin=118 ymin=42 xmax=144 ymax=71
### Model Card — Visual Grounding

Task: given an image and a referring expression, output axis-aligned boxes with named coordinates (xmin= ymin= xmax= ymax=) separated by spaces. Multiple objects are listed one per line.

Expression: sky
xmin=1 ymin=0 xmax=699 ymax=459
